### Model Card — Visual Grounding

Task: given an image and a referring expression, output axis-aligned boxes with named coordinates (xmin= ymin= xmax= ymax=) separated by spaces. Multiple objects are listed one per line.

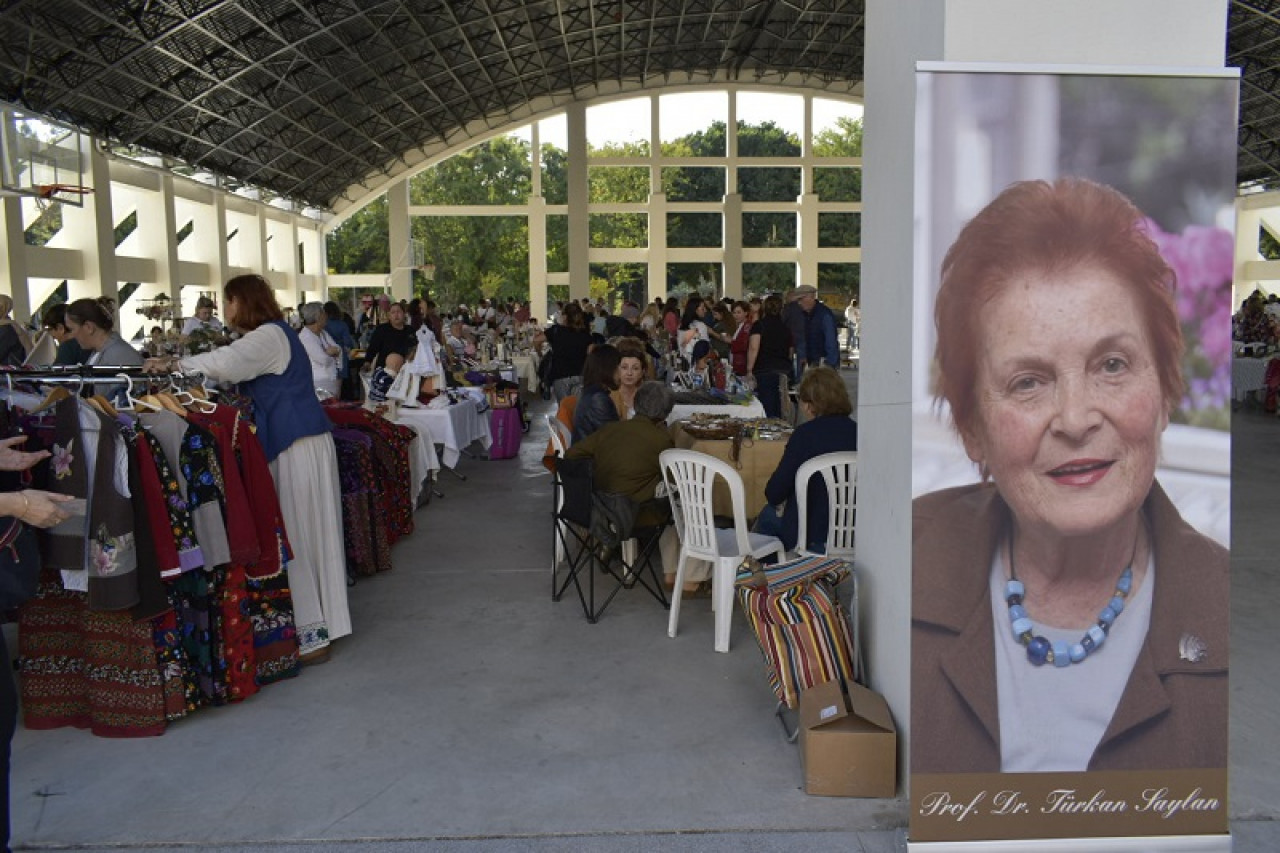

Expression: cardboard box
xmin=798 ymin=678 xmax=897 ymax=797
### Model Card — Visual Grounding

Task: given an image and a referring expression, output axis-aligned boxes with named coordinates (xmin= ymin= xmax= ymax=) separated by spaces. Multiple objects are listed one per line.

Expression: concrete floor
xmin=6 ymin=371 xmax=1279 ymax=852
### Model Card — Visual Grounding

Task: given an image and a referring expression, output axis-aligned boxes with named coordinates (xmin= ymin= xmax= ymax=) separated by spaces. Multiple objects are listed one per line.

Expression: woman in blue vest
xmin=144 ymin=274 xmax=350 ymax=665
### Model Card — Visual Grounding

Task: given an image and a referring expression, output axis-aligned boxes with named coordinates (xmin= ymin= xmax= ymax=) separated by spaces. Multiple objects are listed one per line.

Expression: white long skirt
xmin=270 ymin=432 xmax=352 ymax=653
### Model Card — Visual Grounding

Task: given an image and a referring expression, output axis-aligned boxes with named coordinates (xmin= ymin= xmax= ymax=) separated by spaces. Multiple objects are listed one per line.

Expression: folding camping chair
xmin=552 ymin=456 xmax=669 ymax=623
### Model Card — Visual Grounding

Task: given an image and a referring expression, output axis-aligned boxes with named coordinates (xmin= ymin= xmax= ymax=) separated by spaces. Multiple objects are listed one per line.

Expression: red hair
xmin=935 ymin=178 xmax=1184 ymax=439
xmin=224 ymin=274 xmax=284 ymax=330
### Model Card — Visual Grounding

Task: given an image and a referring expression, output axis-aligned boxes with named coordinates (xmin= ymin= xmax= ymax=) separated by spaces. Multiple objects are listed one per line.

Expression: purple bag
xmin=488 ymin=407 xmax=523 ymax=460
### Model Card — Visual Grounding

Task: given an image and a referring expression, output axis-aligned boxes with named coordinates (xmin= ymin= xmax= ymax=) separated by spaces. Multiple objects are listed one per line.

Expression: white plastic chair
xmin=546 ymin=415 xmax=572 ymax=593
xmin=547 ymin=414 xmax=573 ymax=453
xmin=793 ymin=451 xmax=858 ymax=560
xmin=659 ymin=448 xmax=786 ymax=653
xmin=793 ymin=450 xmax=862 ymax=681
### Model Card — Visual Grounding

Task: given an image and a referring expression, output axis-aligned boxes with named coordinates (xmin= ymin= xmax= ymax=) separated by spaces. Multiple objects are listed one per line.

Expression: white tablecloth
xmin=666 ymin=397 xmax=767 ymax=425
xmin=1232 ymin=356 xmax=1273 ymax=402
xmin=396 ymin=419 xmax=441 ymax=506
xmin=511 ymin=354 xmax=541 ymax=394
xmin=396 ymin=399 xmax=493 ymax=468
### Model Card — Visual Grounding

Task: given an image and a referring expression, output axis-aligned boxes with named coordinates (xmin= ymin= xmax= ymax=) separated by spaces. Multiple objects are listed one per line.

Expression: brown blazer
xmin=911 ymin=482 xmax=1228 ymax=773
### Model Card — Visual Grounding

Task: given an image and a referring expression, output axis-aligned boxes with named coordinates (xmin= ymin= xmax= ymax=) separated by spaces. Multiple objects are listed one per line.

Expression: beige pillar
xmin=566 ymin=103 xmax=589 ymax=301
xmin=387 ymin=178 xmax=410 ymax=301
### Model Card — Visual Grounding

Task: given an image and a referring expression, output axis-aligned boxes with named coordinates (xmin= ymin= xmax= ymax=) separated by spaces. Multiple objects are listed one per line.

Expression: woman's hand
xmin=10 ymin=489 xmax=74 ymax=528
xmin=0 ymin=435 xmax=50 ymax=471
xmin=143 ymin=356 xmax=180 ymax=374
xmin=326 ymin=345 xmax=341 ymax=357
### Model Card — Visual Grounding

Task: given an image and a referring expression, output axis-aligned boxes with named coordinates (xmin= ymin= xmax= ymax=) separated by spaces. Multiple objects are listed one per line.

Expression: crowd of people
xmin=1234 ymin=289 xmax=1280 ymax=347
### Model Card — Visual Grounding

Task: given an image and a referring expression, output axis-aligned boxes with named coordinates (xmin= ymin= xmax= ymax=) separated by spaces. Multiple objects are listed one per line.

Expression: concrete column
xmin=527 ymin=121 xmax=548 ymax=317
xmin=647 ymin=192 xmax=667 ymax=304
xmin=723 ymin=192 xmax=743 ymax=298
xmin=528 ymin=194 xmax=548 ymax=321
xmin=863 ymin=0 xmax=1230 ymax=789
xmin=566 ymin=103 xmax=589 ymax=301
xmin=0 ymin=195 xmax=29 ymax=318
xmin=1235 ymin=202 xmax=1263 ymax=304
xmin=796 ymin=191 xmax=819 ymax=287
xmin=135 ymin=174 xmax=180 ymax=303
xmin=212 ymin=193 xmax=229 ymax=288
xmin=387 ymin=178 xmax=410 ymax=300
xmin=62 ymin=142 xmax=117 ymax=303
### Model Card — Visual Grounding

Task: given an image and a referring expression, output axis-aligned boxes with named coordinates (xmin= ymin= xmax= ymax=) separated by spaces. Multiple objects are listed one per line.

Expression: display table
xmin=670 ymin=422 xmax=789 ymax=519
xmin=1232 ymin=355 xmax=1273 ymax=403
xmin=666 ymin=396 xmax=766 ymax=425
xmin=395 ymin=418 xmax=441 ymax=506
xmin=511 ymin=353 xmax=541 ymax=394
xmin=396 ymin=398 xmax=493 ymax=469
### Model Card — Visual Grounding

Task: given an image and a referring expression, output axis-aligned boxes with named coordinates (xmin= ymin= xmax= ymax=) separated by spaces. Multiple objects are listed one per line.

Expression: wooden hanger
xmin=32 ymin=385 xmax=72 ymax=414
xmin=90 ymin=394 xmax=118 ymax=417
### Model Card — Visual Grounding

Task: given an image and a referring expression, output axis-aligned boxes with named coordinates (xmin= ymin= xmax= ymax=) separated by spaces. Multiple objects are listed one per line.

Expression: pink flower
xmin=90 ymin=541 xmax=117 ymax=576
xmin=1140 ymin=217 xmax=1233 ymax=418
xmin=51 ymin=439 xmax=74 ymax=481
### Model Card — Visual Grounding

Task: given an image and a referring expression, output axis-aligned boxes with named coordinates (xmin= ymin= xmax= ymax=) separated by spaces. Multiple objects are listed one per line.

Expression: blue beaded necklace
xmin=1004 ymin=529 xmax=1137 ymax=668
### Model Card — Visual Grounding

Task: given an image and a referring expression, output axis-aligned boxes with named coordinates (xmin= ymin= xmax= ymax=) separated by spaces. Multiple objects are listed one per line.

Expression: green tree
xmin=327 ymin=196 xmax=389 ymax=273
xmin=410 ymin=137 xmax=533 ymax=307
xmin=1261 ymin=227 xmax=1280 ymax=260
xmin=814 ymin=116 xmax=864 ymax=259
xmin=813 ymin=116 xmax=864 ymax=204
xmin=585 ymin=141 xmax=649 ymax=301
xmin=24 ymin=201 xmax=62 ymax=247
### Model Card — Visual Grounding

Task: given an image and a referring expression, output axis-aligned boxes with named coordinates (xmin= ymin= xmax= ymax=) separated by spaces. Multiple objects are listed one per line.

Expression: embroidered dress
xmin=186 ymin=409 xmax=261 ymax=701
xmin=332 ymin=428 xmax=387 ymax=576
xmin=139 ymin=428 xmax=202 ymax=577
xmin=323 ymin=402 xmax=416 ymax=544
xmin=170 ymin=403 xmax=299 ymax=687
xmin=83 ymin=407 xmax=140 ymax=611
xmin=116 ymin=416 xmax=173 ymax=622
xmin=18 ymin=569 xmax=166 ymax=737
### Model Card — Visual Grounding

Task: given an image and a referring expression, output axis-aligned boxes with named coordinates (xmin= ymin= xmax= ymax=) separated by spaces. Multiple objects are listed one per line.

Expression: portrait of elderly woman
xmin=911 ymin=178 xmax=1228 ymax=775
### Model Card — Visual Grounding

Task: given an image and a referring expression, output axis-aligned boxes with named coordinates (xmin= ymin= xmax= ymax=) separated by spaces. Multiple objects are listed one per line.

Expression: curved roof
xmin=0 ymin=1 xmax=1273 ymax=211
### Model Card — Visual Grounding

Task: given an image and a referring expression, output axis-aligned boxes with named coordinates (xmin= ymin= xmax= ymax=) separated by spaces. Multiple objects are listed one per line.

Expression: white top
xmin=408 ymin=327 xmax=443 ymax=374
xmin=299 ymin=326 xmax=339 ymax=384
xmin=680 ymin=320 xmax=710 ymax=360
xmin=990 ymin=547 xmax=1154 ymax=773
xmin=182 ymin=316 xmax=224 ymax=336
xmin=180 ymin=322 xmax=290 ymax=383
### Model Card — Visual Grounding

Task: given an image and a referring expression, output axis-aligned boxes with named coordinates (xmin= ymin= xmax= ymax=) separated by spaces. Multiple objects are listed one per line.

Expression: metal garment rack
xmin=1 ymin=366 xmax=210 ymax=405
xmin=1 ymin=365 xmax=202 ymax=384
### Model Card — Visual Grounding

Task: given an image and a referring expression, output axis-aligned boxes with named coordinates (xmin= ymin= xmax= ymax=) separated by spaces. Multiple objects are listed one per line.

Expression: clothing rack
xmin=1 ymin=365 xmax=196 ymax=380
xmin=1 ymin=365 xmax=205 ymax=389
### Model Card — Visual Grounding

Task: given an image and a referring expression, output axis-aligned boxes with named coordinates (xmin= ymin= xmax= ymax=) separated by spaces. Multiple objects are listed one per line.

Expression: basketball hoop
xmin=33 ymin=183 xmax=94 ymax=211
xmin=420 ymin=263 xmax=436 ymax=281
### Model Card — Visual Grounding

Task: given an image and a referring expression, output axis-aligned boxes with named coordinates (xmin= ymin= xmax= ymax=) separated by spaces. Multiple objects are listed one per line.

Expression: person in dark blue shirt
xmin=795 ymin=284 xmax=841 ymax=370
xmin=755 ymin=366 xmax=857 ymax=552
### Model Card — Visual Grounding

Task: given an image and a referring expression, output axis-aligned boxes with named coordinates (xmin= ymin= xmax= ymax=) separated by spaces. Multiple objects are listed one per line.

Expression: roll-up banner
xmin=910 ymin=65 xmax=1238 ymax=850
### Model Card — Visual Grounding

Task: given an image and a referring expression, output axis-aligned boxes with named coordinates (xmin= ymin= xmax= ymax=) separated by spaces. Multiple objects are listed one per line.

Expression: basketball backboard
xmin=1 ymin=106 xmax=89 ymax=206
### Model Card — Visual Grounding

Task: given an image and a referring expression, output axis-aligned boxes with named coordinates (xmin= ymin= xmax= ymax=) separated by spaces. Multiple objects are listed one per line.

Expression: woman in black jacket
xmin=535 ymin=302 xmax=592 ymax=401
xmin=572 ymin=343 xmax=621 ymax=443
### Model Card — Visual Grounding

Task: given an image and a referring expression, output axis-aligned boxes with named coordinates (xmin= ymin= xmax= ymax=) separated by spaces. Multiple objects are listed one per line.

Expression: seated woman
xmin=610 ymin=337 xmax=654 ymax=420
xmin=687 ymin=339 xmax=713 ymax=388
xmin=754 ymin=366 xmax=858 ymax=553
xmin=445 ymin=319 xmax=474 ymax=364
xmin=571 ymin=343 xmax=621 ymax=443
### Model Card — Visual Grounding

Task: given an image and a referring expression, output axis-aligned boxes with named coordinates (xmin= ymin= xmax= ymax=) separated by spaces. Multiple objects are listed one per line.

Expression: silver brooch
xmin=1179 ymin=633 xmax=1208 ymax=663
